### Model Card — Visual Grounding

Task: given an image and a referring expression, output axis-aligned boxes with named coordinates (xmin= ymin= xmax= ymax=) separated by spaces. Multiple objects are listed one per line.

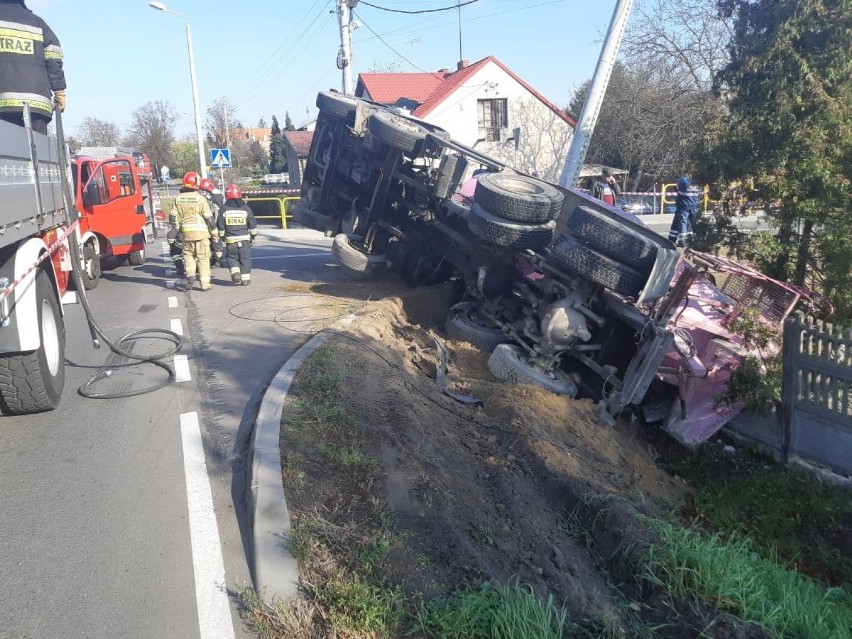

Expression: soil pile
xmin=283 ymin=285 xmax=688 ymax=625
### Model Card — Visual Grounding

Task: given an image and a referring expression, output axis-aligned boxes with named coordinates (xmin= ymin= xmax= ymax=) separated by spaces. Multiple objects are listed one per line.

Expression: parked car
xmin=292 ymin=91 xmax=827 ymax=446
xmin=619 ymin=195 xmax=656 ymax=215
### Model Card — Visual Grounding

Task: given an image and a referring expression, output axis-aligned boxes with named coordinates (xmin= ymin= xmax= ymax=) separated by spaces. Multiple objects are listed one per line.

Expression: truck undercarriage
xmin=293 ymin=91 xmax=825 ymax=446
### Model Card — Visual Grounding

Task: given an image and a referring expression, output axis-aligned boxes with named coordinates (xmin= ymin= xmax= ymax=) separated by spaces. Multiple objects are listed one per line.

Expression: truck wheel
xmin=80 ymin=244 xmax=101 ymax=290
xmin=474 ymin=173 xmax=563 ymax=223
xmin=467 ymin=203 xmax=555 ymax=250
xmin=316 ymin=91 xmax=359 ymax=119
xmin=566 ymin=206 xmax=658 ymax=273
xmin=446 ymin=303 xmax=506 ymax=352
xmin=0 ymin=269 xmax=65 ymax=414
xmin=549 ymin=233 xmax=646 ymax=297
xmin=488 ymin=344 xmax=577 ymax=397
xmin=127 ymin=248 xmax=145 ymax=266
xmin=332 ymin=234 xmax=386 ymax=273
xmin=368 ymin=111 xmax=427 ymax=154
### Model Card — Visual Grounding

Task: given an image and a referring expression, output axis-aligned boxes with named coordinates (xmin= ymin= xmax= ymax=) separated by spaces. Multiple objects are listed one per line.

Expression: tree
xmin=702 ymin=0 xmax=852 ymax=318
xmin=125 ymin=101 xmax=179 ymax=172
xmin=257 ymin=116 xmax=267 ymax=129
xmin=369 ymin=59 xmax=403 ymax=73
xmin=171 ymin=138 xmax=198 ymax=178
xmin=205 ymin=96 xmax=240 ymax=148
xmin=283 ymin=111 xmax=295 ymax=131
xmin=268 ymin=114 xmax=287 ymax=174
xmin=270 ymin=115 xmax=281 ymax=136
xmin=76 ymin=117 xmax=122 ymax=147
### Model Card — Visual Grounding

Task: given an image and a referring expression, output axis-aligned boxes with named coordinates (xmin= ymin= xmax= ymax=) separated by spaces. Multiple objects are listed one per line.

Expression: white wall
xmin=419 ymin=62 xmax=574 ymax=182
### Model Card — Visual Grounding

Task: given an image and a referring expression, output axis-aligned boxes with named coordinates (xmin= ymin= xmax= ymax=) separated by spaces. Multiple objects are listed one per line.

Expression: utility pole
xmin=337 ymin=0 xmax=358 ymax=95
xmin=558 ymin=0 xmax=635 ymax=189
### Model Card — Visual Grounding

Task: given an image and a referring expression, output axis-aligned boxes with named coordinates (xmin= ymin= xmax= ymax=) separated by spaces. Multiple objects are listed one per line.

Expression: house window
xmin=478 ymin=98 xmax=508 ymax=142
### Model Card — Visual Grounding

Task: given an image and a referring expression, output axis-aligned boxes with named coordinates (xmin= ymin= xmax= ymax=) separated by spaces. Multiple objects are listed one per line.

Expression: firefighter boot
xmin=230 ymin=267 xmax=241 ymax=285
xmin=184 ymin=276 xmax=195 ymax=290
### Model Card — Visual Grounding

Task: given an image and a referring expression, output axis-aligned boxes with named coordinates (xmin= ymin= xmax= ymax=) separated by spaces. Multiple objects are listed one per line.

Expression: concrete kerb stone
xmin=248 ymin=331 xmax=332 ymax=605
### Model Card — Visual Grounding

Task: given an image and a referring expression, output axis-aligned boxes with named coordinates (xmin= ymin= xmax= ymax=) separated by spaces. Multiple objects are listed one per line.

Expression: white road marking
xmin=166 ymin=268 xmax=174 ymax=276
xmin=166 ymin=280 xmax=175 ymax=289
xmin=174 ymin=354 xmax=191 ymax=382
xmin=179 ymin=412 xmax=236 ymax=639
xmin=168 ymin=296 xmax=178 ymax=308
xmin=171 ymin=318 xmax=183 ymax=336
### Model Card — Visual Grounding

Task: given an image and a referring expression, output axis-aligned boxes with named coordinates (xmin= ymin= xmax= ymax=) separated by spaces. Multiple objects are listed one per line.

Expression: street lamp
xmin=149 ymin=1 xmax=207 ymax=179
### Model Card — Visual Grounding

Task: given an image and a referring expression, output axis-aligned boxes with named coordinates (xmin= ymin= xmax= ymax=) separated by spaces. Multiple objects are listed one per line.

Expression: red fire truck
xmin=72 ymin=147 xmax=157 ymax=289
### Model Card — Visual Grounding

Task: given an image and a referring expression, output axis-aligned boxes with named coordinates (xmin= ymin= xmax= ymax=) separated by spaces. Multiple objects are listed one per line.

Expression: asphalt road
xmin=0 ymin=226 xmax=336 ymax=639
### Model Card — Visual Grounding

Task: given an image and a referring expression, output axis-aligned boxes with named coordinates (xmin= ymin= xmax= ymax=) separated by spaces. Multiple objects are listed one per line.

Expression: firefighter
xmin=0 ymin=0 xmax=66 ymax=134
xmin=199 ymin=177 xmax=225 ymax=266
xmin=667 ymin=176 xmax=703 ymax=247
xmin=217 ymin=184 xmax=258 ymax=286
xmin=170 ymin=171 xmax=216 ymax=291
xmin=166 ymin=227 xmax=185 ymax=276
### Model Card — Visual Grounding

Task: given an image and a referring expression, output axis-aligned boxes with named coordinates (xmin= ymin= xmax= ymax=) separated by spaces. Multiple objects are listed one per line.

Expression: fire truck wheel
xmin=548 ymin=233 xmax=646 ymax=298
xmin=565 ymin=206 xmax=658 ymax=273
xmin=467 ymin=203 xmax=556 ymax=250
xmin=368 ymin=111 xmax=427 ymax=155
xmin=127 ymin=248 xmax=145 ymax=266
xmin=488 ymin=344 xmax=577 ymax=397
xmin=474 ymin=173 xmax=564 ymax=223
xmin=0 ymin=269 xmax=65 ymax=414
xmin=316 ymin=90 xmax=359 ymax=120
xmin=81 ymin=244 xmax=100 ymax=290
xmin=446 ymin=303 xmax=506 ymax=352
xmin=331 ymin=234 xmax=386 ymax=273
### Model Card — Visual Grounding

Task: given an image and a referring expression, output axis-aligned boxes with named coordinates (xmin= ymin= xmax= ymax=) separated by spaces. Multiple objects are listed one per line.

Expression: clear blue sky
xmin=31 ymin=0 xmax=618 ymax=140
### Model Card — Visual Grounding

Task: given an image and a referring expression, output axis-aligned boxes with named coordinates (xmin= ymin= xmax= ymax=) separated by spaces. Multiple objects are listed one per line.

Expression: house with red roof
xmin=282 ymin=130 xmax=315 ymax=186
xmin=355 ymin=56 xmax=576 ymax=182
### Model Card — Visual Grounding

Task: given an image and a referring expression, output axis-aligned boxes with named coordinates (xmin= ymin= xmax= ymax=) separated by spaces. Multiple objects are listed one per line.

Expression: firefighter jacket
xmin=0 ymin=3 xmax=65 ymax=117
xmin=170 ymin=189 xmax=215 ymax=242
xmin=217 ymin=200 xmax=258 ymax=244
xmin=675 ymin=185 xmax=702 ymax=217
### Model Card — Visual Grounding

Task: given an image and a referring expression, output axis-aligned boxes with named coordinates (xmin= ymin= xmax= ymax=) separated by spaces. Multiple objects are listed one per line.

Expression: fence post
xmin=780 ymin=313 xmax=802 ymax=464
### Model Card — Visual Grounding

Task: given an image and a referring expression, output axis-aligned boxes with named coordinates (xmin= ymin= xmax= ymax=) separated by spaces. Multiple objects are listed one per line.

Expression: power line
xmin=353 ymin=12 xmax=434 ymax=74
xmin=358 ymin=0 xmax=480 ymax=14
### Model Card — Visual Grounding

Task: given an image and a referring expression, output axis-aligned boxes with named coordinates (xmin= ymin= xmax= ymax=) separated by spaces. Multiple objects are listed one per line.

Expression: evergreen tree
xmin=268 ymin=114 xmax=287 ymax=174
xmin=283 ymin=111 xmax=295 ymax=131
xmin=257 ymin=116 xmax=267 ymax=129
xmin=271 ymin=115 xmax=281 ymax=137
xmin=701 ymin=0 xmax=852 ymax=317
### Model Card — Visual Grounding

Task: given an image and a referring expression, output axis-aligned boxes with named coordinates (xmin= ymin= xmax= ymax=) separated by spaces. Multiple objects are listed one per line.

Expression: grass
xmin=412 ymin=581 xmax=569 ymax=639
xmin=640 ymin=520 xmax=852 ymax=639
xmin=661 ymin=443 xmax=852 ymax=586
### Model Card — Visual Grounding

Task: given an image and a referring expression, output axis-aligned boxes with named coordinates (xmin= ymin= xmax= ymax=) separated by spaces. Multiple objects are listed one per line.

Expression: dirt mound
xmin=283 ymin=288 xmax=686 ymax=622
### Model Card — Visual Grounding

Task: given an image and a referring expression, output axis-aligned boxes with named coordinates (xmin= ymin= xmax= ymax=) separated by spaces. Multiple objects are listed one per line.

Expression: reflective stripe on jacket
xmin=0 ymin=7 xmax=65 ymax=116
xmin=171 ymin=191 xmax=214 ymax=241
xmin=217 ymin=201 xmax=257 ymax=244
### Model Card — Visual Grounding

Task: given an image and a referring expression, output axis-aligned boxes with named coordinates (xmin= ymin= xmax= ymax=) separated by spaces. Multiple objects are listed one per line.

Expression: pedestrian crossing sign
xmin=210 ymin=148 xmax=231 ymax=168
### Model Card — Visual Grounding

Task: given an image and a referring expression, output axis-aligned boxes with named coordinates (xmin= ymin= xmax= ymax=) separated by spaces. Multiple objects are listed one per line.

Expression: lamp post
xmin=149 ymin=1 xmax=207 ymax=179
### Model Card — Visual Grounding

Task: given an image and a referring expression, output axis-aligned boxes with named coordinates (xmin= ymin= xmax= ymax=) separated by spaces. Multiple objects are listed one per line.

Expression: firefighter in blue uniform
xmin=0 ymin=0 xmax=66 ymax=134
xmin=668 ymin=176 xmax=702 ymax=247
xmin=217 ymin=184 xmax=258 ymax=285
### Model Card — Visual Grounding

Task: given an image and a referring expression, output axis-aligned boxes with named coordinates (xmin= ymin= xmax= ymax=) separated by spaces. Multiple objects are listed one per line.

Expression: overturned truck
xmin=293 ymin=91 xmax=826 ymax=446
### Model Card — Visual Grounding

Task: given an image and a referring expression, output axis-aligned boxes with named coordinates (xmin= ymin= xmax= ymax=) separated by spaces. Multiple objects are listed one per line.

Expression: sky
xmin=29 ymin=0 xmax=619 ymax=140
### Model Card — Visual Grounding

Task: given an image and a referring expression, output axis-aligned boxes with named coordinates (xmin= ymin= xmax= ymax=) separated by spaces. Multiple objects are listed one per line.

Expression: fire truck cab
xmin=72 ymin=147 xmax=157 ymax=289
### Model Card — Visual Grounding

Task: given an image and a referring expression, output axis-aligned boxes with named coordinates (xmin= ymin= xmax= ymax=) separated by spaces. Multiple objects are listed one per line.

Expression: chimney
xmin=457 ymin=59 xmax=469 ymax=71
xmin=437 ymin=68 xmax=449 ymax=74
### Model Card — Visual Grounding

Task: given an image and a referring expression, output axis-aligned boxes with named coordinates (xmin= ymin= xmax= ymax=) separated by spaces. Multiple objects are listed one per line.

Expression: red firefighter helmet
xmin=225 ymin=184 xmax=242 ymax=200
xmin=199 ymin=178 xmax=215 ymax=192
xmin=182 ymin=171 xmax=200 ymax=189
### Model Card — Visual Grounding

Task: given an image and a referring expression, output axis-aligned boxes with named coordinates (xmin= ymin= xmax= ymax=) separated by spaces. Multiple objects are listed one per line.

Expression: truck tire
xmin=368 ymin=111 xmax=427 ymax=154
xmin=446 ymin=303 xmax=506 ymax=352
xmin=474 ymin=173 xmax=563 ymax=223
xmin=549 ymin=233 xmax=646 ymax=297
xmin=0 ymin=269 xmax=65 ymax=414
xmin=332 ymin=234 xmax=386 ymax=273
xmin=316 ymin=91 xmax=359 ymax=119
xmin=467 ymin=203 xmax=555 ymax=250
xmin=81 ymin=244 xmax=101 ymax=290
xmin=127 ymin=248 xmax=145 ymax=266
xmin=488 ymin=344 xmax=577 ymax=397
xmin=566 ymin=206 xmax=658 ymax=273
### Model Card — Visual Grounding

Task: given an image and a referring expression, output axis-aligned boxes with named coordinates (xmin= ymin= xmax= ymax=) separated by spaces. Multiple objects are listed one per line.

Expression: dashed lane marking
xmin=171 ymin=318 xmax=183 ymax=336
xmin=168 ymin=296 xmax=178 ymax=309
xmin=179 ymin=412 xmax=236 ymax=639
xmin=166 ymin=280 xmax=175 ymax=289
xmin=173 ymin=354 xmax=191 ymax=382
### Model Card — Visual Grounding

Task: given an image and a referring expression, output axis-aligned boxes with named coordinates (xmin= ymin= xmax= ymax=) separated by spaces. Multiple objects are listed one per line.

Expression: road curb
xmin=249 ymin=331 xmax=331 ymax=605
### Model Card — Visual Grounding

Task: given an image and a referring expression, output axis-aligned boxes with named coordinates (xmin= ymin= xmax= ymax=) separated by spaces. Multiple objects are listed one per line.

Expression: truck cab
xmin=72 ymin=148 xmax=157 ymax=288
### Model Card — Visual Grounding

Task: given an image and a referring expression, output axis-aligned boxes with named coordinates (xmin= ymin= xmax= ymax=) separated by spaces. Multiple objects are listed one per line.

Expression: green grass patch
xmin=313 ymin=572 xmax=405 ymax=636
xmin=412 ymin=581 xmax=569 ymax=639
xmin=662 ymin=443 xmax=852 ymax=586
xmin=641 ymin=520 xmax=852 ymax=639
